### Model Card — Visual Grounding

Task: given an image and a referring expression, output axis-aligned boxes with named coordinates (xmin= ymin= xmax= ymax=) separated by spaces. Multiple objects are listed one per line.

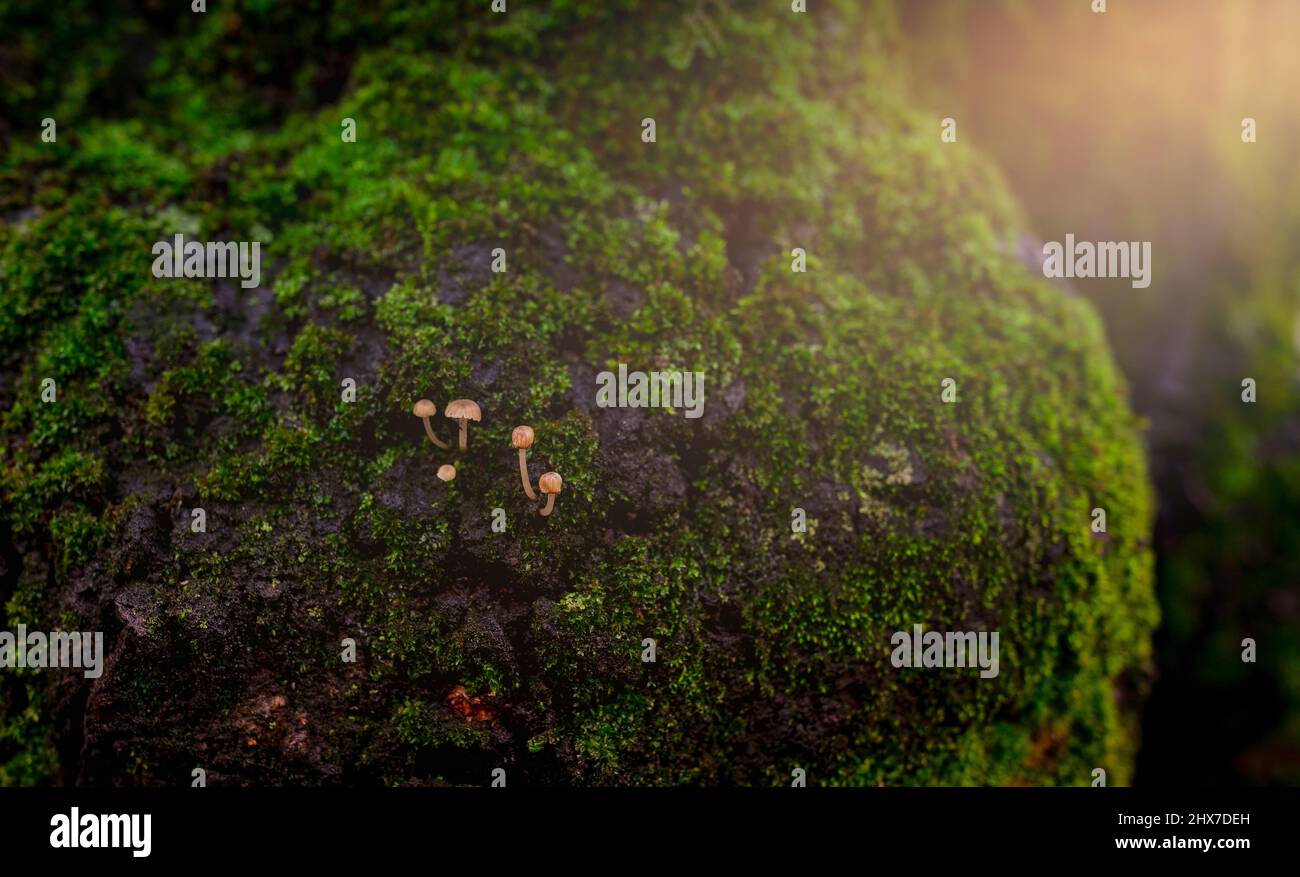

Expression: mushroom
xmin=437 ymin=464 xmax=456 ymax=482
xmin=537 ymin=471 xmax=562 ymax=517
xmin=444 ymin=399 xmax=481 ymax=451
xmin=512 ymin=426 xmax=536 ymax=499
xmin=412 ymin=399 xmax=450 ymax=449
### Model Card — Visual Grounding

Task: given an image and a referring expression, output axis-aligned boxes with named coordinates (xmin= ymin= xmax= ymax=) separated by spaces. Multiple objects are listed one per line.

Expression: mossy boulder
xmin=0 ymin=1 xmax=1155 ymax=785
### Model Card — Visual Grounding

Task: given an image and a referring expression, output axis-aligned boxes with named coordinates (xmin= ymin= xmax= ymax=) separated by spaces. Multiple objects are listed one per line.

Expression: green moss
xmin=0 ymin=680 xmax=60 ymax=786
xmin=393 ymin=698 xmax=490 ymax=751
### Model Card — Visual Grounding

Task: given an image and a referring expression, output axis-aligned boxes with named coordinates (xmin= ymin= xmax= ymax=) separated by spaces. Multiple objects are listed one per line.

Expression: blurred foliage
xmin=900 ymin=0 xmax=1300 ymax=784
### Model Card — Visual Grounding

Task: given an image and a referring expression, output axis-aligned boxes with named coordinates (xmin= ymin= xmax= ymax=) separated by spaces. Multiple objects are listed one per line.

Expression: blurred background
xmin=899 ymin=0 xmax=1300 ymax=785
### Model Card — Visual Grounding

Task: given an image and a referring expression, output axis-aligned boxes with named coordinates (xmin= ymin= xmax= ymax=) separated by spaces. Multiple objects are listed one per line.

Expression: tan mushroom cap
xmin=437 ymin=464 xmax=456 ymax=482
xmin=412 ymin=398 xmax=437 ymax=418
xmin=511 ymin=425 xmax=535 ymax=449
xmin=444 ymin=399 xmax=481 ymax=421
xmin=538 ymin=472 xmax=562 ymax=495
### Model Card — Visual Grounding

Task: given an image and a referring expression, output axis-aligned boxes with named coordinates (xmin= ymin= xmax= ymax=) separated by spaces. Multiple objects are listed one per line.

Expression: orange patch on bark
xmin=447 ymin=685 xmax=500 ymax=723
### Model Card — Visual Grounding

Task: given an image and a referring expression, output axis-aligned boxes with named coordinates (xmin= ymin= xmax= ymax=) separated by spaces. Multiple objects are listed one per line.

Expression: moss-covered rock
xmin=0 ymin=0 xmax=1154 ymax=786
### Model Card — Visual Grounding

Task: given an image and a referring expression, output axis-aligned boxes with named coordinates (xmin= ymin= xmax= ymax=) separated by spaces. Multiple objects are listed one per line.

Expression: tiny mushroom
xmin=413 ymin=399 xmax=450 ymax=449
xmin=537 ymin=471 xmax=562 ymax=517
xmin=437 ymin=464 xmax=456 ymax=482
xmin=512 ymin=425 xmax=536 ymax=499
xmin=445 ymin=399 xmax=482 ymax=451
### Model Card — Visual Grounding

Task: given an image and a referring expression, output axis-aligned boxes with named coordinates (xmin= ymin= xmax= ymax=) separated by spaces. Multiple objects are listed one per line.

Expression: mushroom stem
xmin=518 ymin=449 xmax=537 ymax=499
xmin=422 ymin=418 xmax=450 ymax=449
xmin=540 ymin=494 xmax=557 ymax=517
xmin=458 ymin=419 xmax=469 ymax=451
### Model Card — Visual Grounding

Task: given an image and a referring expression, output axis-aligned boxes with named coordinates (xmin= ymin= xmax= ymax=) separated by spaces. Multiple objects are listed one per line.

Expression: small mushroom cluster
xmin=411 ymin=399 xmax=563 ymax=517
xmin=511 ymin=425 xmax=563 ymax=516
xmin=412 ymin=398 xmax=481 ymax=481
